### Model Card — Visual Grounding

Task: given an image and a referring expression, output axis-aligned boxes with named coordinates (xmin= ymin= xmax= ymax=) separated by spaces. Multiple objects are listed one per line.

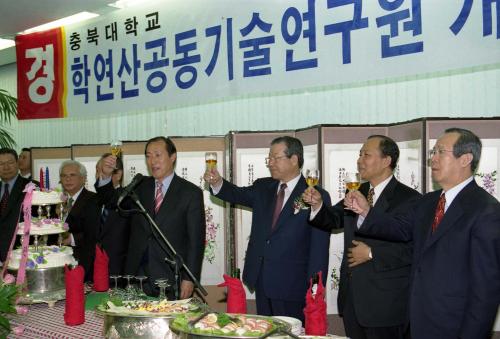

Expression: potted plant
xmin=0 ymin=89 xmax=17 ymax=148
xmin=0 ymin=274 xmax=20 ymax=338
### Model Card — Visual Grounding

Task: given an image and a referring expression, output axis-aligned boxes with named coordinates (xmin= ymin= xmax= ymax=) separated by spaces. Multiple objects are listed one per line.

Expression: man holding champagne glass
xmin=303 ymin=135 xmax=421 ymax=339
xmin=204 ymin=136 xmax=331 ymax=323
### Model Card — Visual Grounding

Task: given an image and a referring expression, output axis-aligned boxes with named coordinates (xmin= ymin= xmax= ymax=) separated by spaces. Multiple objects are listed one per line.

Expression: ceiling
xmin=0 ymin=0 xmax=119 ymax=40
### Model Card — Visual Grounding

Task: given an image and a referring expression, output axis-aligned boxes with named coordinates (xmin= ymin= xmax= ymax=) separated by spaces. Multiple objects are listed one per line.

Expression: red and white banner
xmin=16 ymin=28 xmax=67 ymax=119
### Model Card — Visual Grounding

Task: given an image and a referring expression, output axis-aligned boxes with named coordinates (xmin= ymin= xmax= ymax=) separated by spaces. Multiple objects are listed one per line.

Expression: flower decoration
xmin=26 ymin=260 xmax=35 ymax=269
xmin=204 ymin=206 xmax=220 ymax=264
xmin=293 ymin=196 xmax=309 ymax=214
xmin=0 ymin=274 xmax=21 ymax=337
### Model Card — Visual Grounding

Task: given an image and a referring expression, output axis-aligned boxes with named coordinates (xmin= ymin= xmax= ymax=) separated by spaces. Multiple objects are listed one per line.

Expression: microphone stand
xmin=119 ymin=191 xmax=207 ymax=298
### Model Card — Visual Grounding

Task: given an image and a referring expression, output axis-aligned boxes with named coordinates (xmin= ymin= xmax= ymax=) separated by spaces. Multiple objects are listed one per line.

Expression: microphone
xmin=117 ymin=173 xmax=144 ymax=206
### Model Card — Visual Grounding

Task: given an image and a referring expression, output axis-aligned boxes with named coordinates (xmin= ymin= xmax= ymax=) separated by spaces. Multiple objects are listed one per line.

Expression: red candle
xmin=39 ymin=168 xmax=44 ymax=189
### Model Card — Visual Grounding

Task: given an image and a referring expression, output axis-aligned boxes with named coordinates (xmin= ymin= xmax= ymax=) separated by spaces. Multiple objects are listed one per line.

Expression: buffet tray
xmin=170 ymin=313 xmax=290 ymax=339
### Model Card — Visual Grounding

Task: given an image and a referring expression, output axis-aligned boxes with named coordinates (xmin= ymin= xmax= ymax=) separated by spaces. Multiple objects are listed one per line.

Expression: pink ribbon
xmin=8 ymin=182 xmax=35 ymax=286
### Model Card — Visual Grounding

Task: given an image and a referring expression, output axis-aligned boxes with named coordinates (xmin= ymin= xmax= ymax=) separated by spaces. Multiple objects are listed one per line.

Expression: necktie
xmin=271 ymin=183 xmax=287 ymax=229
xmin=67 ymin=197 xmax=74 ymax=211
xmin=431 ymin=194 xmax=446 ymax=232
xmin=154 ymin=181 xmax=164 ymax=213
xmin=0 ymin=183 xmax=9 ymax=215
xmin=367 ymin=187 xmax=375 ymax=207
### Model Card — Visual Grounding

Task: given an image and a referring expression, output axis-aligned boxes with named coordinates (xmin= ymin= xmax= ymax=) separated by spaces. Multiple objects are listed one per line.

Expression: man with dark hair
xmin=348 ymin=128 xmax=500 ymax=338
xmin=99 ymin=136 xmax=205 ymax=299
xmin=18 ymin=148 xmax=33 ymax=180
xmin=95 ymin=153 xmax=128 ymax=276
xmin=0 ymin=148 xmax=34 ymax=262
xmin=303 ymin=135 xmax=421 ymax=339
xmin=204 ymin=136 xmax=331 ymax=323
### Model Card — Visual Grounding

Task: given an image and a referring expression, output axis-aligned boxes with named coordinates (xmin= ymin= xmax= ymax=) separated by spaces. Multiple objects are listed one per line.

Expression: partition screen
xmin=31 ymin=147 xmax=72 ymax=190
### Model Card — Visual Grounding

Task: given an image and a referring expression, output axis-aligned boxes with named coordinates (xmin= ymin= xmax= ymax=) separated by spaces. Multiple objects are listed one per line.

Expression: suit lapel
xmin=5 ymin=177 xmax=26 ymax=216
xmin=373 ymin=177 xmax=398 ymax=212
xmin=272 ymin=176 xmax=306 ymax=232
xmin=423 ymin=183 xmax=475 ymax=251
xmin=154 ymin=174 xmax=179 ymax=224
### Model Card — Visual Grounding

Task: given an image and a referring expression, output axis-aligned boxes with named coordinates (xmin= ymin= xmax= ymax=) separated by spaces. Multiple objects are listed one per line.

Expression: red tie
xmin=271 ymin=183 xmax=287 ymax=229
xmin=0 ymin=183 xmax=9 ymax=215
xmin=431 ymin=194 xmax=446 ymax=232
xmin=154 ymin=181 xmax=164 ymax=213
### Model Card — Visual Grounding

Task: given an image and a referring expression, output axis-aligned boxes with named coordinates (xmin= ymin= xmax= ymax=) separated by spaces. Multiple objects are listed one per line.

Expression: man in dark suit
xmin=204 ymin=136 xmax=331 ymax=323
xmin=60 ymin=160 xmax=100 ymax=282
xmin=303 ymin=135 xmax=421 ymax=339
xmin=99 ymin=137 xmax=205 ymax=299
xmin=348 ymin=128 xmax=500 ymax=339
xmin=18 ymin=148 xmax=33 ymax=181
xmin=0 ymin=148 xmax=34 ymax=263
xmin=95 ymin=153 xmax=129 ymax=276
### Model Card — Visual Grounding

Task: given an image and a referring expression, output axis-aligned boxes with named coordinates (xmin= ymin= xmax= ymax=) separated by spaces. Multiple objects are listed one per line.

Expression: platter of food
xmin=96 ymin=298 xmax=198 ymax=317
xmin=170 ymin=312 xmax=288 ymax=338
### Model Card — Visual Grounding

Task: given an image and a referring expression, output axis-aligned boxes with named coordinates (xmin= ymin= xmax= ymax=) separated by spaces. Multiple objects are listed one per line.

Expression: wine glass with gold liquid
xmin=110 ymin=140 xmax=122 ymax=157
xmin=306 ymin=169 xmax=320 ymax=187
xmin=205 ymin=152 xmax=217 ymax=171
xmin=344 ymin=172 xmax=361 ymax=191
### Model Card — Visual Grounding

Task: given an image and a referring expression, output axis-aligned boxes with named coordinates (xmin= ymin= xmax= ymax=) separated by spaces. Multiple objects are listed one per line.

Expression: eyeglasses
xmin=265 ymin=155 xmax=289 ymax=164
xmin=428 ymin=148 xmax=454 ymax=159
xmin=60 ymin=173 xmax=81 ymax=179
xmin=0 ymin=160 xmax=16 ymax=167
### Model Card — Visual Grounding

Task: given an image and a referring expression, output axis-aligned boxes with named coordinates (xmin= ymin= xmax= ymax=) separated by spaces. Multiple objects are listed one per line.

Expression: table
xmin=8 ymin=301 xmax=104 ymax=339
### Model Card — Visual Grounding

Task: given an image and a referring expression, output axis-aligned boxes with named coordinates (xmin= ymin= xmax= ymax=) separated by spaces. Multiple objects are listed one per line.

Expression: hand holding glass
xmin=306 ymin=169 xmax=320 ymax=187
xmin=205 ymin=152 xmax=217 ymax=170
xmin=110 ymin=140 xmax=122 ymax=157
xmin=345 ymin=172 xmax=361 ymax=191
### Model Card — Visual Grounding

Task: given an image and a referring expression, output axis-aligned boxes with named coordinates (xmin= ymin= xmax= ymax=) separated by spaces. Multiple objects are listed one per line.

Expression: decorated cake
xmin=8 ymin=245 xmax=77 ymax=270
xmin=17 ymin=218 xmax=68 ymax=235
xmin=31 ymin=190 xmax=63 ymax=205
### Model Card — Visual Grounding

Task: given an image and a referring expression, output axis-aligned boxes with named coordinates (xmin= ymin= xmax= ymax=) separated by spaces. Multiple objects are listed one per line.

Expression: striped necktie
xmin=431 ymin=194 xmax=446 ymax=232
xmin=154 ymin=181 xmax=164 ymax=213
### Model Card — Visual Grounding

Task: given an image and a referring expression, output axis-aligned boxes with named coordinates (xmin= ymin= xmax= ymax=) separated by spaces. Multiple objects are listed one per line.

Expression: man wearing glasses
xmin=0 ymin=148 xmax=35 ymax=263
xmin=347 ymin=128 xmax=500 ymax=339
xmin=204 ymin=136 xmax=331 ymax=324
xmin=59 ymin=160 xmax=100 ymax=282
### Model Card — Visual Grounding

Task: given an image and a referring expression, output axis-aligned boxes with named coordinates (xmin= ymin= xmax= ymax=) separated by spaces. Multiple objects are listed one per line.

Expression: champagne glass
xmin=305 ymin=169 xmax=320 ymax=187
xmin=110 ymin=140 xmax=122 ymax=157
xmin=136 ymin=276 xmax=147 ymax=298
xmin=155 ymin=278 xmax=170 ymax=300
xmin=205 ymin=152 xmax=217 ymax=171
xmin=345 ymin=172 xmax=361 ymax=191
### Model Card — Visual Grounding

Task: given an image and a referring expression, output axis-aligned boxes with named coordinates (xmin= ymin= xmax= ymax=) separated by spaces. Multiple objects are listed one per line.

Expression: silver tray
xmin=170 ymin=313 xmax=289 ymax=339
xmin=99 ymin=311 xmax=176 ymax=339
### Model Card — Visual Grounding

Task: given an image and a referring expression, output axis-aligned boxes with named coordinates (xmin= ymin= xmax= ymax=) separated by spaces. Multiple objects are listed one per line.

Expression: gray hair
xmin=445 ymin=128 xmax=482 ymax=172
xmin=59 ymin=160 xmax=87 ymax=177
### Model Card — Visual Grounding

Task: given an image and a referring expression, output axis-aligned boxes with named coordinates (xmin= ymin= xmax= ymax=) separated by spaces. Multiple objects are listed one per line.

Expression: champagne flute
xmin=345 ymin=172 xmax=361 ymax=191
xmin=110 ymin=140 xmax=122 ymax=157
xmin=305 ymin=169 xmax=320 ymax=187
xmin=205 ymin=152 xmax=217 ymax=171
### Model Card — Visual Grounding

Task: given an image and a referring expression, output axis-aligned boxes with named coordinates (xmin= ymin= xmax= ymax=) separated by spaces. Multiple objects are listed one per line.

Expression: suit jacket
xmin=99 ymin=174 xmax=205 ymax=288
xmin=99 ymin=206 xmax=130 ymax=276
xmin=0 ymin=176 xmax=33 ymax=262
xmin=310 ymin=178 xmax=420 ymax=327
xmin=360 ymin=180 xmax=500 ymax=339
xmin=66 ymin=188 xmax=100 ymax=282
xmin=214 ymin=176 xmax=331 ymax=302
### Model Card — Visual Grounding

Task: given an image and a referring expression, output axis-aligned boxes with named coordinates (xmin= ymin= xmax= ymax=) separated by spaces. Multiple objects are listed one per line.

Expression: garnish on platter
xmin=171 ymin=312 xmax=284 ymax=337
xmin=96 ymin=297 xmax=197 ymax=316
